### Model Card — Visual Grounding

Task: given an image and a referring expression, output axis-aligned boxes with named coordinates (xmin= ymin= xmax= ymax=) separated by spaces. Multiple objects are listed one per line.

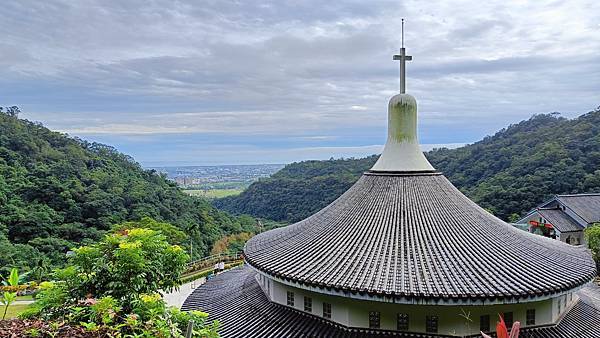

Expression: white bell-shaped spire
xmin=371 ymin=93 xmax=434 ymax=172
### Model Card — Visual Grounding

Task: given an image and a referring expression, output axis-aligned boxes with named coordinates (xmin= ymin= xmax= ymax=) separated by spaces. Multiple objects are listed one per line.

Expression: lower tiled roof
xmin=181 ymin=266 xmax=600 ymax=338
xmin=537 ymin=208 xmax=584 ymax=233
xmin=557 ymin=194 xmax=600 ymax=224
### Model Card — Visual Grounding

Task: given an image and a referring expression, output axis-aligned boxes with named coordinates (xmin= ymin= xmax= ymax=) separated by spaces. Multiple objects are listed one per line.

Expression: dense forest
xmin=215 ymin=156 xmax=377 ymax=222
xmin=216 ymin=107 xmax=600 ymax=222
xmin=0 ymin=107 xmax=259 ymax=275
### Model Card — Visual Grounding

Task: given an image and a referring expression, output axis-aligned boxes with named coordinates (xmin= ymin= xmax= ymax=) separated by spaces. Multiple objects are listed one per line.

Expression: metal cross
xmin=393 ymin=18 xmax=412 ymax=93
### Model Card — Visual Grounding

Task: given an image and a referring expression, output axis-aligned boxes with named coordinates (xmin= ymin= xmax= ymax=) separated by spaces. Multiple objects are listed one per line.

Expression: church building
xmin=183 ymin=33 xmax=600 ymax=337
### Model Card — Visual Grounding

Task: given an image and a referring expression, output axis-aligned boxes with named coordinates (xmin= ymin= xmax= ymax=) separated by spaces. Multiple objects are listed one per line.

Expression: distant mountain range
xmin=215 ymin=107 xmax=600 ymax=223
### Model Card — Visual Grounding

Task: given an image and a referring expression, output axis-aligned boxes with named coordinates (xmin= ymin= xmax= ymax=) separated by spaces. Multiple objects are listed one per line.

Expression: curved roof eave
xmin=246 ymin=258 xmax=595 ymax=306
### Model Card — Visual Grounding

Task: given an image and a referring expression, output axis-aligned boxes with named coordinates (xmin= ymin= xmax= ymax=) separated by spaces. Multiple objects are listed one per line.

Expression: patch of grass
xmin=183 ymin=189 xmax=242 ymax=199
xmin=16 ymin=295 xmax=34 ymax=301
xmin=3 ymin=303 xmax=29 ymax=319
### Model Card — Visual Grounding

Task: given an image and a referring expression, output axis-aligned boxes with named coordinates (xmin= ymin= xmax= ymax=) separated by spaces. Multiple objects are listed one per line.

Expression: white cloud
xmin=2 ymin=0 xmax=600 ymax=164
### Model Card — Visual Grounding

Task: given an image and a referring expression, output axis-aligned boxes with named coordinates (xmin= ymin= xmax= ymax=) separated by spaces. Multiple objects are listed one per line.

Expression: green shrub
xmin=585 ymin=223 xmax=600 ymax=270
xmin=224 ymin=261 xmax=244 ymax=270
xmin=19 ymin=281 xmax=71 ymax=320
xmin=19 ymin=227 xmax=219 ymax=337
xmin=72 ymin=228 xmax=188 ymax=311
xmin=179 ymin=260 xmax=244 ymax=284
xmin=180 ymin=269 xmax=215 ymax=284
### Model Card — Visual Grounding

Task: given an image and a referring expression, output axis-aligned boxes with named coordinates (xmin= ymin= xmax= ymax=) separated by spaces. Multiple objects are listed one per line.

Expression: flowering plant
xmin=481 ymin=314 xmax=520 ymax=338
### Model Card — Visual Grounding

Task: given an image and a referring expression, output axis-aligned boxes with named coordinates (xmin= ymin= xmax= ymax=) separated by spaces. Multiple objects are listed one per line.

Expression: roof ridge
xmin=557 ymin=193 xmax=600 ymax=197
xmin=364 ymin=170 xmax=441 ymax=177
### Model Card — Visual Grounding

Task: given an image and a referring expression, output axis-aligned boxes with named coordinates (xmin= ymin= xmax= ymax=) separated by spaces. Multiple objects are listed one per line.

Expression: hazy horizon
xmin=140 ymin=142 xmax=467 ymax=167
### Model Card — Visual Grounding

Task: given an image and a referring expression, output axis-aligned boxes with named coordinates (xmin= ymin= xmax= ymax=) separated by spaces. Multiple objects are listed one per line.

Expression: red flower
xmin=481 ymin=314 xmax=520 ymax=338
xmin=496 ymin=315 xmax=509 ymax=338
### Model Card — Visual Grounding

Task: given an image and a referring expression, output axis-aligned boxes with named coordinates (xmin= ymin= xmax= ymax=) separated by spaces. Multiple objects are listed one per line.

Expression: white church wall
xmin=266 ymin=276 xmax=562 ymax=336
xmin=551 ymin=292 xmax=578 ymax=322
xmin=270 ymin=278 xmax=350 ymax=325
xmin=345 ymin=297 xmax=554 ymax=336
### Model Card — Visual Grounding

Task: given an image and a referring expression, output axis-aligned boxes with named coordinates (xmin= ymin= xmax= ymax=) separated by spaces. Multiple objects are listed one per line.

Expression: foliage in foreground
xmin=17 ymin=228 xmax=218 ymax=337
xmin=1 ymin=268 xmax=20 ymax=319
xmin=216 ymin=108 xmax=600 ymax=222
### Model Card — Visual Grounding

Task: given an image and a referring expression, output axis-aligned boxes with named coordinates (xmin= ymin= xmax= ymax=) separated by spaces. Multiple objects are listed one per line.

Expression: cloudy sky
xmin=2 ymin=0 xmax=599 ymax=166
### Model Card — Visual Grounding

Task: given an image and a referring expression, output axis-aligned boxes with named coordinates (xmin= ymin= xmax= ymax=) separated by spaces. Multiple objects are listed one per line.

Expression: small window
xmin=526 ymin=309 xmax=536 ymax=326
xmin=503 ymin=312 xmax=513 ymax=328
xmin=286 ymin=291 xmax=294 ymax=306
xmin=323 ymin=303 xmax=332 ymax=319
xmin=304 ymin=296 xmax=312 ymax=312
xmin=397 ymin=313 xmax=409 ymax=331
xmin=426 ymin=315 xmax=438 ymax=333
xmin=369 ymin=311 xmax=380 ymax=329
xmin=480 ymin=314 xmax=490 ymax=332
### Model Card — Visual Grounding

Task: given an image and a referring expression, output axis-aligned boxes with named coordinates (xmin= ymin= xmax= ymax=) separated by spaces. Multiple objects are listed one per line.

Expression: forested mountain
xmin=215 ymin=107 xmax=600 ymax=222
xmin=0 ymin=107 xmax=258 ymax=274
xmin=215 ymin=156 xmax=377 ymax=222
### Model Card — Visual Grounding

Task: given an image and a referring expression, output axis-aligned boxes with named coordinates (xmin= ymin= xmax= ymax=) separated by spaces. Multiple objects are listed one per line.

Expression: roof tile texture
xmin=537 ymin=208 xmax=583 ymax=233
xmin=557 ymin=194 xmax=600 ymax=224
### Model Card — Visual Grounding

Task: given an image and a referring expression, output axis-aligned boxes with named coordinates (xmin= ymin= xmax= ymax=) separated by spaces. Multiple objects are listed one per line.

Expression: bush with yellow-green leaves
xmin=13 ymin=228 xmax=219 ymax=337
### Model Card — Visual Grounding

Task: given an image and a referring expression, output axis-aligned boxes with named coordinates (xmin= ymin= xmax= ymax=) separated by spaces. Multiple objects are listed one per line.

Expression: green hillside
xmin=214 ymin=156 xmax=377 ymax=222
xmin=215 ymin=107 xmax=600 ymax=222
xmin=0 ymin=107 xmax=258 ymax=275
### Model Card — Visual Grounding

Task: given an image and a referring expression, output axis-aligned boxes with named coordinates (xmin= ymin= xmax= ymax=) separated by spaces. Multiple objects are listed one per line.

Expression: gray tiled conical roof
xmin=244 ymin=171 xmax=596 ymax=303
